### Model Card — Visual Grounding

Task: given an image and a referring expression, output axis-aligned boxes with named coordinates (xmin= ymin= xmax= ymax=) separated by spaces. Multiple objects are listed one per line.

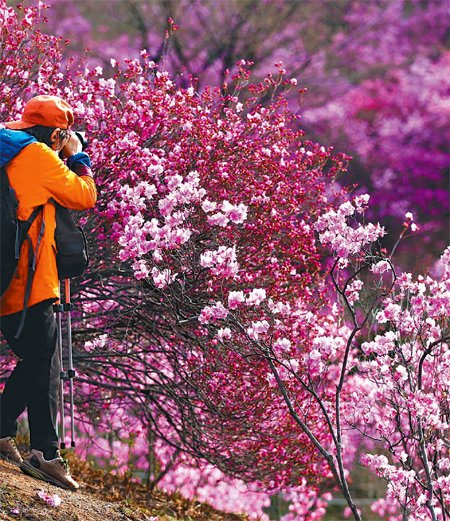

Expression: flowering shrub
xmin=69 ymin=52 xmax=345 ymax=494
xmin=348 ymin=247 xmax=450 ymax=520
xmin=1 ymin=1 xmax=346 ymax=517
xmin=310 ymin=198 xmax=450 ymax=520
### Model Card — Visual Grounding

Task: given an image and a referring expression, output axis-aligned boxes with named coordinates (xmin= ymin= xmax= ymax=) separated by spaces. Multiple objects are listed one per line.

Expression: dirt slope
xmin=0 ymin=457 xmax=250 ymax=521
xmin=0 ymin=457 xmax=150 ymax=521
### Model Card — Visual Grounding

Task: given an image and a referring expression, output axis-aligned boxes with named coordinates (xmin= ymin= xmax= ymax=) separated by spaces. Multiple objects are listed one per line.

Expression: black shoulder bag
xmin=54 ymin=201 xmax=89 ymax=280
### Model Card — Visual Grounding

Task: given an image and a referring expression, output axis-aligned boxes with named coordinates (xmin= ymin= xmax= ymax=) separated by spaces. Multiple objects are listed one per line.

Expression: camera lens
xmin=75 ymin=131 xmax=88 ymax=151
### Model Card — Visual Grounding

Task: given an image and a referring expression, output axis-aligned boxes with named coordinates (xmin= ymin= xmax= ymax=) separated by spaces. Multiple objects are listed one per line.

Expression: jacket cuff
xmin=67 ymin=152 xmax=92 ymax=170
xmin=67 ymin=152 xmax=93 ymax=178
xmin=73 ymin=164 xmax=93 ymax=178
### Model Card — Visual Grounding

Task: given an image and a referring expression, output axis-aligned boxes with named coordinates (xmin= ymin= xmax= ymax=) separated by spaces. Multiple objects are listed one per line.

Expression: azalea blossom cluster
xmin=200 ymin=245 xmax=239 ymax=278
xmin=0 ymin=1 xmax=62 ymax=120
xmin=314 ymin=195 xmax=385 ymax=260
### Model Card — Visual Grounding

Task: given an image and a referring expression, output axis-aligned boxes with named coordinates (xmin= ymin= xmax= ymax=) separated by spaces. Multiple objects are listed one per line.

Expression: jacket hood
xmin=0 ymin=128 xmax=36 ymax=169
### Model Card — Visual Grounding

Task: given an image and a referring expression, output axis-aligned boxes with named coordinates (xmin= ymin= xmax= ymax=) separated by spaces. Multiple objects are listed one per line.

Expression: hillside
xmin=0 ymin=456 xmax=250 ymax=521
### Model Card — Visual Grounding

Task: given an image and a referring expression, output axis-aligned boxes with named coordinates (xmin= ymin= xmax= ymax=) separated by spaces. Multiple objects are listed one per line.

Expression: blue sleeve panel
xmin=67 ymin=152 xmax=92 ymax=170
xmin=0 ymin=129 xmax=37 ymax=168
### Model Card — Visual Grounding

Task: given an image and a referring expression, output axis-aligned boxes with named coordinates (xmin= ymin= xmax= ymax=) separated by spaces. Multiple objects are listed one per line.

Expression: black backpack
xmin=1 ymin=170 xmax=89 ymax=291
xmin=53 ymin=201 xmax=89 ymax=280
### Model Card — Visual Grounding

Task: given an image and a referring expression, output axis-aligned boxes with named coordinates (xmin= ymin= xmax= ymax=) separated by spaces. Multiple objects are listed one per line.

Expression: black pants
xmin=0 ymin=300 xmax=60 ymax=459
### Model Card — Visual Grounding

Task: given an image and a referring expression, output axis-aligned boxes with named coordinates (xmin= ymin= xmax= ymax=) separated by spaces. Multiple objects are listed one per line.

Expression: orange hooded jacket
xmin=0 ymin=141 xmax=97 ymax=315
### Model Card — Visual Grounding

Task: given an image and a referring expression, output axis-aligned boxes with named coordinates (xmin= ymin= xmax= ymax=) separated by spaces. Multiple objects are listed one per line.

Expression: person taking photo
xmin=0 ymin=95 xmax=97 ymax=490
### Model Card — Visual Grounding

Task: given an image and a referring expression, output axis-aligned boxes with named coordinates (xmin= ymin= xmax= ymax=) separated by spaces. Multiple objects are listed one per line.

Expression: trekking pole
xmin=54 ymin=285 xmax=67 ymax=450
xmin=64 ymin=278 xmax=76 ymax=448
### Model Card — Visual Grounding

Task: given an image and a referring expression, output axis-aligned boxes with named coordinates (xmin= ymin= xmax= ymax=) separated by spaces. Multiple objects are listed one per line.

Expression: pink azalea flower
xmin=246 ymin=288 xmax=267 ymax=306
xmin=36 ymin=489 xmax=61 ymax=507
xmin=228 ymin=290 xmax=245 ymax=309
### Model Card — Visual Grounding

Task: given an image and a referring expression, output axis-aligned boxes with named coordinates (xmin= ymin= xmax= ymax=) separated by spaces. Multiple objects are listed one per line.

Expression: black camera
xmin=74 ymin=131 xmax=88 ymax=151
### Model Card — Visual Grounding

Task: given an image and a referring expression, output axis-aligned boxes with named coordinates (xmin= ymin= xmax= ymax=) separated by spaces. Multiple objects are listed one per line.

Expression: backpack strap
xmin=15 ymin=205 xmax=42 ymax=259
xmin=14 ymin=206 xmax=45 ymax=339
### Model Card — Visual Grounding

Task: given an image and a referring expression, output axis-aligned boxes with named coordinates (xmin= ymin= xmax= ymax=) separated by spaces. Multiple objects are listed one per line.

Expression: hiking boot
xmin=20 ymin=449 xmax=79 ymax=490
xmin=0 ymin=436 xmax=23 ymax=466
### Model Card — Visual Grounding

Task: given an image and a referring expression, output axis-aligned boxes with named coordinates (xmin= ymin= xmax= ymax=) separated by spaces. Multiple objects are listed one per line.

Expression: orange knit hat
xmin=5 ymin=95 xmax=74 ymax=130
